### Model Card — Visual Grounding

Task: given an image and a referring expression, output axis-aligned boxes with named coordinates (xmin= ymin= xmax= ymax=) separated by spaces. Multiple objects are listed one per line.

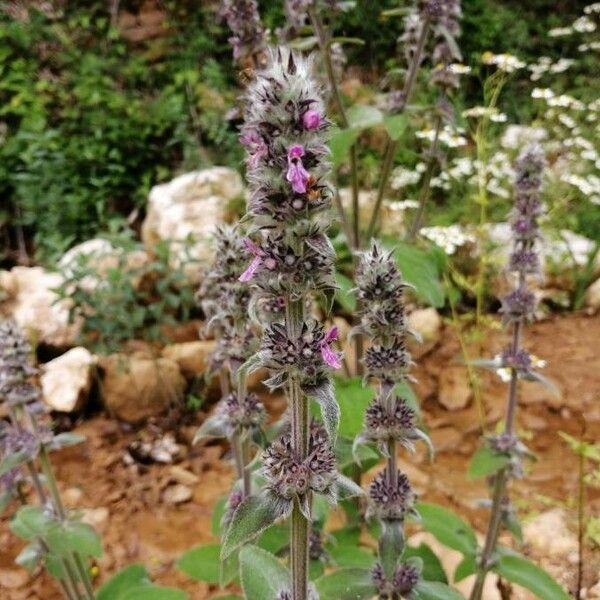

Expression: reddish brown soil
xmin=1 ymin=313 xmax=599 ymax=599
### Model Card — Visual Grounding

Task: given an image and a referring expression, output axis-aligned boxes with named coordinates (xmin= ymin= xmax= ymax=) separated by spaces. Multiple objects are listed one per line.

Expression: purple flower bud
xmin=364 ymin=340 xmax=410 ymax=384
xmin=364 ymin=396 xmax=418 ymax=447
xmin=500 ymin=288 xmax=536 ymax=323
xmin=239 ymin=238 xmax=264 ymax=282
xmin=490 ymin=432 xmax=518 ymax=454
xmin=367 ymin=468 xmax=415 ymax=521
xmin=372 ymin=561 xmax=420 ymax=597
xmin=217 ymin=392 xmax=266 ymax=432
xmin=286 ymin=144 xmax=311 ymax=194
xmin=302 ymin=110 xmax=321 ymax=130
xmin=500 ymin=346 xmax=532 ymax=371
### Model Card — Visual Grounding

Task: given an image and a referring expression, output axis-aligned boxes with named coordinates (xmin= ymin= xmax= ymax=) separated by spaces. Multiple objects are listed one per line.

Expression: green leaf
xmin=335 ymin=376 xmax=374 ymax=439
xmin=404 ymin=544 xmax=447 ymax=583
xmin=416 ymin=503 xmax=477 ymax=556
xmin=414 ymin=581 xmax=465 ymax=600
xmin=257 ymin=524 xmax=289 ymax=553
xmin=468 ymin=446 xmax=511 ymax=479
xmin=46 ymin=521 xmax=102 ymax=559
xmin=15 ymin=543 xmax=43 ymax=572
xmin=347 ymin=105 xmax=384 ymax=129
xmin=494 ymin=553 xmax=570 ymax=600
xmin=176 ymin=543 xmax=220 ymax=584
xmin=121 ymin=587 xmax=188 ymax=600
xmin=97 ymin=565 xmax=151 ymax=600
xmin=334 ymin=271 xmax=356 ymax=312
xmin=221 ymin=492 xmax=287 ymax=559
xmin=10 ymin=506 xmax=53 ymax=540
xmin=315 ymin=567 xmax=377 ymax=599
xmin=211 ymin=496 xmax=227 ymax=537
xmin=328 ymin=542 xmax=375 ymax=569
xmin=453 ymin=555 xmax=476 ymax=582
xmin=391 ymin=242 xmax=446 ymax=307
xmin=329 ymin=36 xmax=365 ymax=47
xmin=383 ymin=114 xmax=408 ymax=141
xmin=239 ymin=546 xmax=289 ymax=599
xmin=330 ymin=127 xmax=361 ymax=168
xmin=0 ymin=450 xmax=30 ymax=477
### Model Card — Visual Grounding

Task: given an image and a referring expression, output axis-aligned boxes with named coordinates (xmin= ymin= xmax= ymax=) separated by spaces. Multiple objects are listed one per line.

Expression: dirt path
xmin=1 ymin=313 xmax=599 ymax=599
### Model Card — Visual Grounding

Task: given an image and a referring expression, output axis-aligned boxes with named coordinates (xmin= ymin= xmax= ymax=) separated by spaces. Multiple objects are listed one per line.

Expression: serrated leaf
xmin=221 ymin=492 xmax=288 ymax=559
xmin=315 ymin=567 xmax=377 ymax=600
xmin=414 ymin=581 xmax=465 ymax=600
xmin=304 ymin=379 xmax=340 ymax=444
xmin=493 ymin=553 xmax=570 ymax=600
xmin=347 ymin=105 xmax=384 ymax=129
xmin=239 ymin=545 xmax=289 ymax=599
xmin=96 ymin=565 xmax=151 ymax=600
xmin=416 ymin=503 xmax=477 ymax=556
xmin=468 ymin=446 xmax=511 ymax=480
xmin=176 ymin=544 xmax=220 ymax=584
xmin=383 ymin=114 xmax=408 ymax=141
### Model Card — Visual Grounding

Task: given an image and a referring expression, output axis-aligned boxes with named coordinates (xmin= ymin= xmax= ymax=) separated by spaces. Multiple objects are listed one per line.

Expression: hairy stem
xmin=406 ymin=114 xmax=443 ymax=242
xmin=470 ymin=320 xmax=522 ymax=600
xmin=286 ymin=298 xmax=309 ymax=600
xmin=366 ymin=15 xmax=431 ymax=241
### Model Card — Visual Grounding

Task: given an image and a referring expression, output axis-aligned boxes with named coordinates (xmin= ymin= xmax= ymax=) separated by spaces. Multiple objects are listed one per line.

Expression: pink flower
xmin=286 ymin=144 xmax=311 ymax=194
xmin=240 ymin=130 xmax=268 ymax=169
xmin=303 ymin=110 xmax=321 ymax=130
xmin=239 ymin=239 xmax=264 ymax=282
xmin=320 ymin=326 xmax=342 ymax=369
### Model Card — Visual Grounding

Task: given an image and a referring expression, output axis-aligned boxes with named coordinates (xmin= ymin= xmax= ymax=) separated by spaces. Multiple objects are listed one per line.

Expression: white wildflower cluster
xmin=390 ymin=163 xmax=426 ymax=190
xmin=481 ymin=51 xmax=526 ymax=72
xmin=501 ymin=125 xmax=548 ymax=150
xmin=387 ymin=199 xmax=420 ymax=212
xmin=578 ymin=41 xmax=600 ymax=51
xmin=496 ymin=355 xmax=547 ymax=383
xmin=573 ymin=15 xmax=597 ymax=32
xmin=528 ymin=57 xmax=575 ymax=81
xmin=420 ymin=225 xmax=475 ymax=255
xmin=462 ymin=106 xmax=507 ymax=122
xmin=561 ymin=174 xmax=600 ymax=204
xmin=548 ymin=27 xmax=572 ymax=37
xmin=585 ymin=3 xmax=600 ymax=14
xmin=416 ymin=124 xmax=468 ymax=148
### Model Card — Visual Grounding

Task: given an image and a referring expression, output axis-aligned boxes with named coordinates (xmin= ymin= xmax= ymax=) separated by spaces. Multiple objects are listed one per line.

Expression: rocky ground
xmin=1 ymin=313 xmax=599 ymax=599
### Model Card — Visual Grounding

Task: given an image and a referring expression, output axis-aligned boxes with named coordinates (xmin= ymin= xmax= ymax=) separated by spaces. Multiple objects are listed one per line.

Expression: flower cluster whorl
xmin=263 ymin=420 xmax=336 ymax=503
xmin=372 ymin=561 xmax=420 ymax=598
xmin=0 ymin=320 xmax=41 ymax=410
xmin=217 ymin=392 xmax=266 ymax=434
xmin=367 ymin=469 xmax=416 ymax=522
xmin=221 ymin=0 xmax=266 ymax=67
xmin=501 ymin=144 xmax=545 ymax=324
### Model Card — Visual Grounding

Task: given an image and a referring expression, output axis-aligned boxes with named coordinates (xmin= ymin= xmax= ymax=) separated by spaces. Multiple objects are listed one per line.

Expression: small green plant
xmin=55 ymin=228 xmax=197 ymax=355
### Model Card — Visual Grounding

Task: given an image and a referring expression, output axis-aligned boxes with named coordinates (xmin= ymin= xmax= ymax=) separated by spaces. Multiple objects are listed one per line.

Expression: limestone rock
xmin=409 ymin=307 xmax=442 ymax=358
xmin=59 ymin=238 xmax=150 ymax=292
xmin=100 ymin=353 xmax=186 ymax=423
xmin=41 ymin=347 xmax=97 ymax=412
xmin=438 ymin=365 xmax=472 ymax=411
xmin=162 ymin=483 xmax=193 ymax=505
xmin=0 ymin=567 xmax=30 ymax=590
xmin=0 ymin=266 xmax=78 ymax=347
xmin=141 ymin=168 xmax=244 ymax=282
xmin=523 ymin=508 xmax=577 ymax=557
xmin=161 ymin=340 xmax=214 ymax=379
xmin=585 ymin=278 xmax=600 ymax=313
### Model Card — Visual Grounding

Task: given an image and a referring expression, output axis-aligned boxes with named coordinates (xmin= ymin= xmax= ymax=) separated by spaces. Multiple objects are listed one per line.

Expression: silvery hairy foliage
xmin=0 ymin=320 xmax=97 ymax=599
xmin=220 ymin=47 xmax=363 ymax=600
xmin=352 ymin=244 xmax=433 ymax=599
xmin=469 ymin=144 xmax=551 ymax=600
